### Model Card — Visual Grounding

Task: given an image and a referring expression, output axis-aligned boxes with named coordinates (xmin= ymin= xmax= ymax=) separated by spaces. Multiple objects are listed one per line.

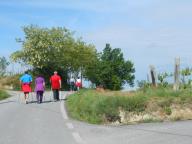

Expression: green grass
xmin=66 ymin=87 xmax=192 ymax=124
xmin=0 ymin=90 xmax=9 ymax=100
xmin=66 ymin=89 xmax=147 ymax=124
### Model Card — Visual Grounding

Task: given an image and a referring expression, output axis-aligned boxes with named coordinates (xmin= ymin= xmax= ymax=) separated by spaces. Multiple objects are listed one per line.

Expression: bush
xmin=0 ymin=90 xmax=9 ymax=100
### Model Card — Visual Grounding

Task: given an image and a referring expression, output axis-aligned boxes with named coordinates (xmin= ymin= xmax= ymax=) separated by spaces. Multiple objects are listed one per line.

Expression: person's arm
xmin=43 ymin=78 xmax=45 ymax=88
xmin=50 ymin=77 xmax=52 ymax=84
xmin=59 ymin=80 xmax=62 ymax=89
xmin=59 ymin=76 xmax=62 ymax=89
xmin=29 ymin=75 xmax=32 ymax=84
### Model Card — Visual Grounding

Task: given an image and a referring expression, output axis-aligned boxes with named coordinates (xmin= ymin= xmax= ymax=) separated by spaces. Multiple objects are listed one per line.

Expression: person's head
xmin=54 ymin=71 xmax=58 ymax=75
xmin=25 ymin=71 xmax=28 ymax=74
xmin=37 ymin=74 xmax=43 ymax=78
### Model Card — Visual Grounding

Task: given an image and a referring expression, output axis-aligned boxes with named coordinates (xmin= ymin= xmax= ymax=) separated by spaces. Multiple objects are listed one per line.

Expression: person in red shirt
xmin=50 ymin=71 xmax=62 ymax=101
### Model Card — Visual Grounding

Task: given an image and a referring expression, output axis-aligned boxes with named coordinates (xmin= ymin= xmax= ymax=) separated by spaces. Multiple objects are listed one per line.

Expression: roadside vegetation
xmin=0 ymin=90 xmax=9 ymax=100
xmin=0 ymin=75 xmax=21 ymax=90
xmin=66 ymin=87 xmax=192 ymax=124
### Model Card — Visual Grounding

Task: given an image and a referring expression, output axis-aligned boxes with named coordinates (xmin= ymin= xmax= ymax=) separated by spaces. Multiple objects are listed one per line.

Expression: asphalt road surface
xmin=0 ymin=91 xmax=192 ymax=144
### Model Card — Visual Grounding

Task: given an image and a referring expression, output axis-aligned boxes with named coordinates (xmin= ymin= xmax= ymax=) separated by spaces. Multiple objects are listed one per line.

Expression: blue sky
xmin=1 ymin=0 xmax=192 ymax=82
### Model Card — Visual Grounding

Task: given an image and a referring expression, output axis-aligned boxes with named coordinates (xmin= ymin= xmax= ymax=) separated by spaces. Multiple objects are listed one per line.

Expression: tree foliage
xmin=10 ymin=25 xmax=97 ymax=88
xmin=0 ymin=57 xmax=9 ymax=77
xmin=85 ymin=44 xmax=135 ymax=90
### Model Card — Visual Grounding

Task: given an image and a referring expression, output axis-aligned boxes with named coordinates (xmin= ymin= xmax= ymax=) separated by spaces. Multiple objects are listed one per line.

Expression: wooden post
xmin=173 ymin=58 xmax=180 ymax=91
xmin=147 ymin=74 xmax=150 ymax=83
xmin=149 ymin=65 xmax=157 ymax=87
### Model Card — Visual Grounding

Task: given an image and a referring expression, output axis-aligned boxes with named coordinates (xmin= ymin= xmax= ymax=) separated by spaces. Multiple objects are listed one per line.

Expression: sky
xmin=1 ymin=0 xmax=192 ymax=83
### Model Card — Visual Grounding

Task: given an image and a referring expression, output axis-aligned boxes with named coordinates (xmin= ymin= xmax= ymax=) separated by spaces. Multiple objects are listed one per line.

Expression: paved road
xmin=0 ymin=91 xmax=192 ymax=144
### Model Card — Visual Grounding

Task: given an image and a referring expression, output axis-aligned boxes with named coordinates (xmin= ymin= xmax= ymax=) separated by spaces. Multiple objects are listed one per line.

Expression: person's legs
xmin=56 ymin=89 xmax=59 ymax=100
xmin=36 ymin=91 xmax=40 ymax=103
xmin=52 ymin=90 xmax=57 ymax=101
xmin=24 ymin=92 xmax=29 ymax=104
xmin=39 ymin=91 xmax=43 ymax=103
xmin=24 ymin=92 xmax=26 ymax=103
xmin=70 ymin=82 xmax=72 ymax=91
xmin=71 ymin=82 xmax=75 ymax=91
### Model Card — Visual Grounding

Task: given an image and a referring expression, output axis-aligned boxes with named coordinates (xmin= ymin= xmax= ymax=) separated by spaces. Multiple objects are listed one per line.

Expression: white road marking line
xmin=72 ymin=132 xmax=86 ymax=144
xmin=60 ymin=98 xmax=68 ymax=120
xmin=66 ymin=123 xmax=74 ymax=129
xmin=60 ymin=92 xmax=86 ymax=143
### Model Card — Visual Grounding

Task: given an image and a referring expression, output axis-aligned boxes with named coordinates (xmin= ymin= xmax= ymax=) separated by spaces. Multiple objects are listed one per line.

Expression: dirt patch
xmin=114 ymin=104 xmax=192 ymax=125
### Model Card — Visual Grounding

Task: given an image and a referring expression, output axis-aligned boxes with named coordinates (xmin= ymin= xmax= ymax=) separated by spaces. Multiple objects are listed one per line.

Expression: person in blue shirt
xmin=20 ymin=71 xmax=32 ymax=104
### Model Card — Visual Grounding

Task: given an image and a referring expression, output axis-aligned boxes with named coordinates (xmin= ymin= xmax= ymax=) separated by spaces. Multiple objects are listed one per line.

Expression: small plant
xmin=157 ymin=72 xmax=170 ymax=88
xmin=158 ymin=98 xmax=173 ymax=108
xmin=164 ymin=107 xmax=172 ymax=115
xmin=137 ymin=80 xmax=150 ymax=92
xmin=180 ymin=67 xmax=192 ymax=89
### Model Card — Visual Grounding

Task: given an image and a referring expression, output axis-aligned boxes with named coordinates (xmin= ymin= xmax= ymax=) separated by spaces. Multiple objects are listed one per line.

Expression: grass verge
xmin=66 ymin=89 xmax=147 ymax=124
xmin=66 ymin=87 xmax=192 ymax=124
xmin=0 ymin=90 xmax=9 ymax=100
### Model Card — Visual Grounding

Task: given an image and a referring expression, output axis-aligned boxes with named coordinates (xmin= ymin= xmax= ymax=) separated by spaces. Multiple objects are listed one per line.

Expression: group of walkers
xmin=69 ymin=76 xmax=82 ymax=91
xmin=20 ymin=71 xmax=63 ymax=104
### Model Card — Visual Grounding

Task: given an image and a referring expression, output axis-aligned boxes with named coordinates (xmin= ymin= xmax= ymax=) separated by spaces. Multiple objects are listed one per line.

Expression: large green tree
xmin=11 ymin=25 xmax=97 ymax=88
xmin=85 ymin=44 xmax=135 ymax=90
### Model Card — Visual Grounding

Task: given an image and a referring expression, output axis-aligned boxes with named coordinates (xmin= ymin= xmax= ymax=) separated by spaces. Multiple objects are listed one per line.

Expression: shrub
xmin=164 ymin=107 xmax=172 ymax=115
xmin=0 ymin=90 xmax=9 ymax=100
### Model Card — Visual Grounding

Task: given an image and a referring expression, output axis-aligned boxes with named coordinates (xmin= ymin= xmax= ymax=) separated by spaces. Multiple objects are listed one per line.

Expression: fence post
xmin=173 ymin=58 xmax=180 ymax=91
xmin=149 ymin=65 xmax=157 ymax=87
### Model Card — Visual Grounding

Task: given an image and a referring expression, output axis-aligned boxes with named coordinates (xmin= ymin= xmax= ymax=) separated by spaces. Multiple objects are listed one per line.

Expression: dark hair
xmin=25 ymin=71 xmax=28 ymax=74
xmin=37 ymin=74 xmax=43 ymax=78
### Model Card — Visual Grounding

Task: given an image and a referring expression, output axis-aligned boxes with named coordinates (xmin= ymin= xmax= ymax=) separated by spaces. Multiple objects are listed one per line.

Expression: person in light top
xmin=69 ymin=76 xmax=75 ymax=91
xmin=75 ymin=77 xmax=82 ymax=91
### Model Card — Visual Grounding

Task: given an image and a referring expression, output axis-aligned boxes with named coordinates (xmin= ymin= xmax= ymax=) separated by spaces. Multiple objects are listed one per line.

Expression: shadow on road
xmin=0 ymin=100 xmax=16 ymax=105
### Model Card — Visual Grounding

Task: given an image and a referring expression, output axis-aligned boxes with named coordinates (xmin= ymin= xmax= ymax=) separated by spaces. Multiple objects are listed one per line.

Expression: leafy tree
xmin=85 ymin=44 xmax=135 ymax=90
xmin=11 ymin=25 xmax=97 ymax=88
xmin=0 ymin=57 xmax=9 ymax=77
